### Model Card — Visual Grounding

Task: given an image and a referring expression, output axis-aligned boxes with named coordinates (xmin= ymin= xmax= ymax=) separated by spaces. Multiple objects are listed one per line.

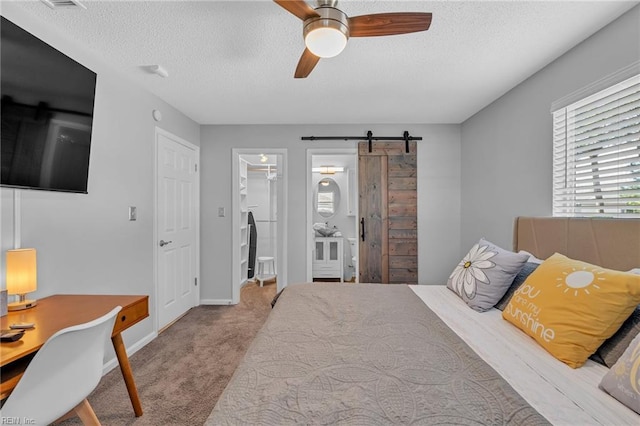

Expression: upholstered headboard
xmin=513 ymin=217 xmax=640 ymax=271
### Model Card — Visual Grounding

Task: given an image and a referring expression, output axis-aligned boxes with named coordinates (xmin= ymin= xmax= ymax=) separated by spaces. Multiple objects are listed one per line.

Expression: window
xmin=552 ymin=74 xmax=640 ymax=218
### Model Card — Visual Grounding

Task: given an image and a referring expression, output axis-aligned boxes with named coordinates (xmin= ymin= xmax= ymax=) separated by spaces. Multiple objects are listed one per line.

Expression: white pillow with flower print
xmin=447 ymin=238 xmax=529 ymax=312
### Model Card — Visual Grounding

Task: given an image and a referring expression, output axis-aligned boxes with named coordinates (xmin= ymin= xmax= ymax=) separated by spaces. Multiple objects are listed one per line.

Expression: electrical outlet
xmin=129 ymin=206 xmax=137 ymax=221
xmin=218 ymin=207 xmax=225 ymax=217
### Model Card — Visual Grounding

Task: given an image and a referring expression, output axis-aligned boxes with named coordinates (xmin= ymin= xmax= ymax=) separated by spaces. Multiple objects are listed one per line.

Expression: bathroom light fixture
xmin=313 ymin=166 xmax=344 ymax=174
xmin=260 ymin=154 xmax=268 ymax=163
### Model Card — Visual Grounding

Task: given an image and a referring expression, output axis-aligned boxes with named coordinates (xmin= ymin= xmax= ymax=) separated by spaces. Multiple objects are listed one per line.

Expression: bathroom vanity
xmin=312 ymin=237 xmax=343 ymax=282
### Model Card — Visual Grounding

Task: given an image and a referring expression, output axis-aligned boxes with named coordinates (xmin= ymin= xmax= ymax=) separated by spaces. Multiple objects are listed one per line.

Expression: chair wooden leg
xmin=73 ymin=398 xmax=101 ymax=426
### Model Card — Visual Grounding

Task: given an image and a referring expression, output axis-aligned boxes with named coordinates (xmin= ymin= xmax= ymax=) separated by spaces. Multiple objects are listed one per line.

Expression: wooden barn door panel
xmin=358 ymin=154 xmax=388 ymax=283
xmin=359 ymin=141 xmax=417 ymax=284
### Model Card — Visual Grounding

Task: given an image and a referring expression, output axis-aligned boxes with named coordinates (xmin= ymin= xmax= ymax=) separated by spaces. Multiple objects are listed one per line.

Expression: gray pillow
xmin=447 ymin=238 xmax=529 ymax=312
xmin=595 ymin=305 xmax=640 ymax=368
xmin=599 ymin=332 xmax=640 ymax=414
xmin=591 ymin=269 xmax=640 ymax=366
xmin=494 ymin=262 xmax=539 ymax=311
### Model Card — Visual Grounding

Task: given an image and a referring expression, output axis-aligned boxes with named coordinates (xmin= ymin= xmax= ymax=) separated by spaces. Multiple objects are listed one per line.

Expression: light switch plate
xmin=218 ymin=207 xmax=225 ymax=217
xmin=129 ymin=206 xmax=137 ymax=221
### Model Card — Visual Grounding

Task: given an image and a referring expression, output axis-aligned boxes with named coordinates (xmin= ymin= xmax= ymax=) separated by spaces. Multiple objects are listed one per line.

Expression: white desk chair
xmin=0 ymin=306 xmax=121 ymax=426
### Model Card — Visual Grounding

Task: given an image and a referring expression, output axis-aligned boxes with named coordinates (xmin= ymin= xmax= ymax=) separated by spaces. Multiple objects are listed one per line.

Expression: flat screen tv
xmin=1 ymin=16 xmax=97 ymax=193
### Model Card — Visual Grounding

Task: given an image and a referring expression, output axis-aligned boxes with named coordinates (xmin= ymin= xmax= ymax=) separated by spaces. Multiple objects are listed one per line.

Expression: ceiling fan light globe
xmin=305 ymin=27 xmax=347 ymax=58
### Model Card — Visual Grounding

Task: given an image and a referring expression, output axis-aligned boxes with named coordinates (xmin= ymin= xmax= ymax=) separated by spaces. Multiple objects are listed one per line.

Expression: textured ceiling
xmin=9 ymin=0 xmax=639 ymax=125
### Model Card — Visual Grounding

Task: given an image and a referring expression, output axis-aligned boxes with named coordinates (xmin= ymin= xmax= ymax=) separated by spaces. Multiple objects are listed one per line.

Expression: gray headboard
xmin=513 ymin=217 xmax=640 ymax=271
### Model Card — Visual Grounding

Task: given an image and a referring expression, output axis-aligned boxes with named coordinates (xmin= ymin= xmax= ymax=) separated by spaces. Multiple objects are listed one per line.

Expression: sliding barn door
xmin=359 ymin=141 xmax=417 ymax=284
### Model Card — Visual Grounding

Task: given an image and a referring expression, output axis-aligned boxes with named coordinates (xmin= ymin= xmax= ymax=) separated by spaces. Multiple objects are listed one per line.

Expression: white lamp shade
xmin=6 ymin=248 xmax=37 ymax=295
xmin=305 ymin=27 xmax=347 ymax=58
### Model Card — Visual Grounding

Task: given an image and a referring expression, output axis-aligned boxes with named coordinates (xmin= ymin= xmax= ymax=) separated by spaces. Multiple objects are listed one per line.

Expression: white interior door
xmin=156 ymin=129 xmax=199 ymax=330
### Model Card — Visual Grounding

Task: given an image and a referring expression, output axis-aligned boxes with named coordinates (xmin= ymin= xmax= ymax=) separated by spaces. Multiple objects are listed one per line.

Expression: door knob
xmin=159 ymin=240 xmax=173 ymax=247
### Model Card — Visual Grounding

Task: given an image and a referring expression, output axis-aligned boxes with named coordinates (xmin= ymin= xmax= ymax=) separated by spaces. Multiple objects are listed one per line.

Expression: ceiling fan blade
xmin=294 ymin=48 xmax=320 ymax=78
xmin=349 ymin=12 xmax=432 ymax=37
xmin=273 ymin=0 xmax=320 ymax=21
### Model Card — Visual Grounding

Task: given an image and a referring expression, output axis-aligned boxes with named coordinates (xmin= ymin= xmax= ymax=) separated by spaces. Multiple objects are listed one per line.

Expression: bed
xmin=207 ymin=217 xmax=640 ymax=425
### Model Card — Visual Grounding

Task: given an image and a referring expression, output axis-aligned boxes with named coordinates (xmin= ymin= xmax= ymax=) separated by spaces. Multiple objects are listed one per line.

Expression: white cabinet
xmin=313 ymin=237 xmax=343 ymax=282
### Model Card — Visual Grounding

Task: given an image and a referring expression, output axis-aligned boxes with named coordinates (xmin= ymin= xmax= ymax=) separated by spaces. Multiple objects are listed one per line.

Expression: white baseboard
xmin=102 ymin=330 xmax=158 ymax=375
xmin=200 ymin=298 xmax=234 ymax=305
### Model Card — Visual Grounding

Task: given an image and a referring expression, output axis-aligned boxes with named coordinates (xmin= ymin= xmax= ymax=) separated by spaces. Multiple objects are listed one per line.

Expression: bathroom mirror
xmin=316 ymin=178 xmax=340 ymax=218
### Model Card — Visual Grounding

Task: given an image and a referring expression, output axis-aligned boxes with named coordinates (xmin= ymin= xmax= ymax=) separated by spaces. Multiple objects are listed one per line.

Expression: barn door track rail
xmin=301 ymin=130 xmax=422 ymax=153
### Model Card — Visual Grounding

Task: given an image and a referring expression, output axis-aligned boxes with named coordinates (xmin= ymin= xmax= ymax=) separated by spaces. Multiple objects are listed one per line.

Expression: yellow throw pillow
xmin=502 ymin=253 xmax=640 ymax=368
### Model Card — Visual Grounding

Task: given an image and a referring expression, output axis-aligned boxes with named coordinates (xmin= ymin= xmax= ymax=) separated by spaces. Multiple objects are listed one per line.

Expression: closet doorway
xmin=306 ymin=149 xmax=358 ymax=283
xmin=232 ymin=149 xmax=287 ymax=304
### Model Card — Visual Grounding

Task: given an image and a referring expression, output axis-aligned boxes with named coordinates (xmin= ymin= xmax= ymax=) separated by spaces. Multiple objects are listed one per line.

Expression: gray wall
xmin=460 ymin=5 xmax=640 ymax=253
xmin=200 ymin=123 xmax=461 ymax=301
xmin=0 ymin=5 xmax=200 ymax=356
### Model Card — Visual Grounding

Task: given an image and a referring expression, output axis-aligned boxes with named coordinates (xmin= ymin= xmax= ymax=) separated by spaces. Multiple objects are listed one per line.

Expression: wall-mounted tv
xmin=1 ymin=16 xmax=97 ymax=193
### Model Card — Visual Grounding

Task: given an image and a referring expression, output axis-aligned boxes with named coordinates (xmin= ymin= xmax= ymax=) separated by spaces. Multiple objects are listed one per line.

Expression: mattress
xmin=410 ymin=285 xmax=639 ymax=425
xmin=207 ymin=282 xmax=639 ymax=425
xmin=207 ymin=283 xmax=549 ymax=425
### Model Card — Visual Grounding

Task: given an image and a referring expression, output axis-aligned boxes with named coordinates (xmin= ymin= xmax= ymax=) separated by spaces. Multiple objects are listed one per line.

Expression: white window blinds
xmin=552 ymin=74 xmax=640 ymax=218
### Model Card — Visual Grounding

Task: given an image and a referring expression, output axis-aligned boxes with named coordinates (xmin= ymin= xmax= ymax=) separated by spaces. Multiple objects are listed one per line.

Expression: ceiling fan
xmin=274 ymin=0 xmax=432 ymax=78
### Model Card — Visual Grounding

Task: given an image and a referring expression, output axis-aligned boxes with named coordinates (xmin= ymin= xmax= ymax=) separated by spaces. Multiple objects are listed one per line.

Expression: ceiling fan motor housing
xmin=303 ymin=5 xmax=350 ymax=45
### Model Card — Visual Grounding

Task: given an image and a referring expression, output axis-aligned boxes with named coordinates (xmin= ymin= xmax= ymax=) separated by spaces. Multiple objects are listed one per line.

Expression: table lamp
xmin=6 ymin=248 xmax=38 ymax=311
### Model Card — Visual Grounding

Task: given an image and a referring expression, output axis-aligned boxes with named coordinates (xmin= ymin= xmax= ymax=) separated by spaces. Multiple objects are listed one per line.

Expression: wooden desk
xmin=1 ymin=294 xmax=149 ymax=417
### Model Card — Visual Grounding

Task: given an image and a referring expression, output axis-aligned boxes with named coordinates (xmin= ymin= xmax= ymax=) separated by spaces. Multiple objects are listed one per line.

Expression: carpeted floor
xmin=59 ymin=281 xmax=276 ymax=425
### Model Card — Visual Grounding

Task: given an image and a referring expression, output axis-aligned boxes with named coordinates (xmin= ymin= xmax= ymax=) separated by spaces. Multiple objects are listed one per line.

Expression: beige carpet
xmin=59 ymin=281 xmax=276 ymax=425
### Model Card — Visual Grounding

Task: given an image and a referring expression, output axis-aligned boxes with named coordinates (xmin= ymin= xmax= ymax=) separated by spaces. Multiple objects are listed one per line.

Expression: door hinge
xmin=194 ymin=277 xmax=198 ymax=286
xmin=195 ymin=164 xmax=198 ymax=172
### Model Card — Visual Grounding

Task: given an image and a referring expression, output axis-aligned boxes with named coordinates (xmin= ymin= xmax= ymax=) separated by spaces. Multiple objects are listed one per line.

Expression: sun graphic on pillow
xmin=556 ymin=267 xmax=605 ymax=296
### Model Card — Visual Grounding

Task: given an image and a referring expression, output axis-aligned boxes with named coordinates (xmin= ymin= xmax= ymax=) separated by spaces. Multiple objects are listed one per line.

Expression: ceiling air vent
xmin=40 ymin=0 xmax=86 ymax=9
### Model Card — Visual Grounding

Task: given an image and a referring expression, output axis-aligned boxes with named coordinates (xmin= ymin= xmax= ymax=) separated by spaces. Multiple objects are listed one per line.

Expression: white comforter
xmin=409 ymin=285 xmax=639 ymax=426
